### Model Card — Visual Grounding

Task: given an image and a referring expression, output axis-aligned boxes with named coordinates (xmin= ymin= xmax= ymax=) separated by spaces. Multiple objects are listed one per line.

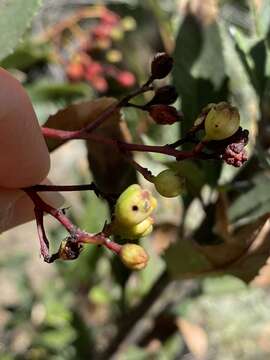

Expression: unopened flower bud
xmin=114 ymin=184 xmax=157 ymax=226
xmin=111 ymin=216 xmax=154 ymax=239
xmin=151 ymin=52 xmax=173 ymax=79
xmin=119 ymin=243 xmax=149 ymax=270
xmin=153 ymin=169 xmax=186 ymax=197
xmin=59 ymin=239 xmax=82 ymax=260
xmin=149 ymin=105 xmax=182 ymax=125
xmin=204 ymin=102 xmax=240 ymax=141
xmin=149 ymin=85 xmax=178 ymax=105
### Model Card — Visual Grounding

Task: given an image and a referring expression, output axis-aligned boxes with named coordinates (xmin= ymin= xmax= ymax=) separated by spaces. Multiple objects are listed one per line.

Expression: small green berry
xmin=119 ymin=243 xmax=149 ymax=270
xmin=204 ymin=102 xmax=240 ymax=141
xmin=153 ymin=169 xmax=185 ymax=198
xmin=114 ymin=184 xmax=157 ymax=226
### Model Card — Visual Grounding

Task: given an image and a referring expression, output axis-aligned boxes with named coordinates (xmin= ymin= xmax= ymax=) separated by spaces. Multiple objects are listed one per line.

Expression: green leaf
xmin=169 ymin=160 xmax=206 ymax=196
xmin=164 ymin=237 xmax=212 ymax=279
xmin=202 ymin=275 xmax=247 ymax=295
xmin=0 ymin=0 xmax=43 ymax=61
xmin=173 ymin=13 xmax=228 ymax=187
xmin=250 ymin=40 xmax=267 ymax=96
xmin=0 ymin=41 xmax=49 ymax=70
xmin=39 ymin=328 xmax=76 ymax=351
xmin=229 ymin=174 xmax=270 ymax=223
xmin=191 ymin=22 xmax=226 ymax=89
xmin=173 ymin=14 xmax=228 ymax=134
xmin=27 ymin=81 xmax=92 ymax=103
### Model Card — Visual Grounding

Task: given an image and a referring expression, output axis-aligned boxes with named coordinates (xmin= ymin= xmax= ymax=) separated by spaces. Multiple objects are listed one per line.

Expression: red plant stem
xmin=34 ymin=207 xmax=50 ymax=259
xmin=25 ymin=190 xmax=76 ymax=234
xmin=103 ymin=238 xmax=122 ymax=254
xmin=42 ymin=84 xmax=153 ymax=141
xmin=42 ymin=127 xmax=203 ymax=160
xmin=24 ymin=183 xmax=96 ymax=192
xmin=126 ymin=157 xmax=154 ymax=182
xmin=68 ymin=85 xmax=154 ymax=137
xmin=24 ymin=190 xmax=122 ymax=255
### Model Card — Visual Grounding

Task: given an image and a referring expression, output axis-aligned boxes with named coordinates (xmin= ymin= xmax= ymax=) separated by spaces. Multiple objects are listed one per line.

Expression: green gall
xmin=114 ymin=184 xmax=157 ymax=226
xmin=111 ymin=216 xmax=154 ymax=239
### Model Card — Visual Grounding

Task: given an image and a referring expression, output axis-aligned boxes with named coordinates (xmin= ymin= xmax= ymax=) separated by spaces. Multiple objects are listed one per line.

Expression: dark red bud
xmin=148 ymin=85 xmax=178 ymax=106
xmin=149 ymin=105 xmax=182 ymax=125
xmin=151 ymin=52 xmax=173 ymax=79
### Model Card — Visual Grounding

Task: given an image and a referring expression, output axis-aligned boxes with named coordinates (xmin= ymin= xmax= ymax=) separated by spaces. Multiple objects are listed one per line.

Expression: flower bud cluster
xmin=218 ymin=128 xmax=249 ymax=167
xmin=144 ymin=55 xmax=183 ymax=125
xmin=205 ymin=127 xmax=249 ymax=167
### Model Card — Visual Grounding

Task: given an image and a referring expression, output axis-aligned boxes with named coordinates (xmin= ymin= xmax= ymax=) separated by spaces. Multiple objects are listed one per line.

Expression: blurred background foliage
xmin=1 ymin=0 xmax=270 ymax=359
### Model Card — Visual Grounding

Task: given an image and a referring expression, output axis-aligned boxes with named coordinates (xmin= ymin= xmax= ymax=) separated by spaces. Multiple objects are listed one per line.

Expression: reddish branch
xmin=25 ymin=53 xmax=248 ymax=264
xmin=42 ymin=126 xmax=205 ymax=161
xmin=24 ymin=189 xmax=122 ymax=262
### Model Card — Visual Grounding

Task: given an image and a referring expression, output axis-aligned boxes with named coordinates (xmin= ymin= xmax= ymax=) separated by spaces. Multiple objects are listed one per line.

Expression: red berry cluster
xmin=65 ymin=7 xmax=136 ymax=92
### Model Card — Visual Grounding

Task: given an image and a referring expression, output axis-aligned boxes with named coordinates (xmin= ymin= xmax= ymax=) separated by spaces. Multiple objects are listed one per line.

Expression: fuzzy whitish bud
xmin=149 ymin=105 xmax=182 ymax=125
xmin=153 ymin=169 xmax=185 ymax=198
xmin=114 ymin=184 xmax=157 ymax=226
xmin=151 ymin=52 xmax=173 ymax=79
xmin=149 ymin=85 xmax=178 ymax=106
xmin=204 ymin=102 xmax=240 ymax=141
xmin=111 ymin=216 xmax=154 ymax=239
xmin=119 ymin=244 xmax=149 ymax=270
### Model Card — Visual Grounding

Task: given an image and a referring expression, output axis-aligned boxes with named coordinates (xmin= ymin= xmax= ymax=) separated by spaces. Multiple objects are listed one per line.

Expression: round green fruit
xmin=153 ymin=169 xmax=185 ymax=198
xmin=204 ymin=102 xmax=240 ymax=141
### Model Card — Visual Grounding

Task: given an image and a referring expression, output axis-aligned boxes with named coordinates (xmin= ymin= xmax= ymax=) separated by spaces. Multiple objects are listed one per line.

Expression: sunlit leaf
xmin=0 ymin=0 xmax=43 ymax=61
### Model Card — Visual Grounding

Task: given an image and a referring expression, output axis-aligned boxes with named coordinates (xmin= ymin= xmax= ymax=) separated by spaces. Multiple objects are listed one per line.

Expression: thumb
xmin=0 ymin=179 xmax=64 ymax=233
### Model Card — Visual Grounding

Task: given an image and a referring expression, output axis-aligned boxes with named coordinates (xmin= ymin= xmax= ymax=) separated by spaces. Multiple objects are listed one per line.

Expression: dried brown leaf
xmin=177 ymin=318 xmax=208 ymax=360
xmin=180 ymin=0 xmax=219 ymax=25
xmin=199 ymin=213 xmax=270 ymax=269
xmin=166 ymin=213 xmax=270 ymax=283
xmin=44 ymin=97 xmax=117 ymax=152
xmin=213 ymin=192 xmax=231 ymax=241
xmin=44 ymin=97 xmax=137 ymax=194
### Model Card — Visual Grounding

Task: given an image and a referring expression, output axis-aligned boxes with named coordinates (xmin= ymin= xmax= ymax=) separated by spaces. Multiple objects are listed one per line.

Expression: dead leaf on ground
xmin=180 ymin=0 xmax=219 ymax=26
xmin=176 ymin=318 xmax=208 ymax=360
